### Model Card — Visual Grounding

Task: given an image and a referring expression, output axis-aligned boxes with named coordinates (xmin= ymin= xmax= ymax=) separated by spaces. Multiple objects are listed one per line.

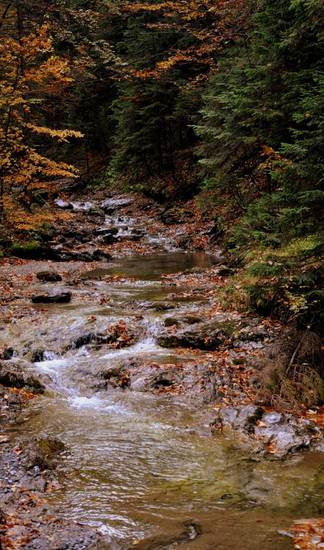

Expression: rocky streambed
xmin=0 ymin=194 xmax=323 ymax=549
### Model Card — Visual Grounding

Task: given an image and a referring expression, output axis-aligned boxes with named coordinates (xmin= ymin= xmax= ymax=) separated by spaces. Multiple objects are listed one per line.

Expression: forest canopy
xmin=0 ymin=0 xmax=323 ymax=326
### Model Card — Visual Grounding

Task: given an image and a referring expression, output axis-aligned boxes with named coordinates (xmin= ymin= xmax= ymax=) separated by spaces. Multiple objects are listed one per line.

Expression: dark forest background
xmin=0 ymin=0 xmax=323 ymax=330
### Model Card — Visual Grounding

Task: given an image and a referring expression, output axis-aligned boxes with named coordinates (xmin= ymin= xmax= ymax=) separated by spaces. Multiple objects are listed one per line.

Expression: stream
xmin=1 ymin=213 xmax=323 ymax=549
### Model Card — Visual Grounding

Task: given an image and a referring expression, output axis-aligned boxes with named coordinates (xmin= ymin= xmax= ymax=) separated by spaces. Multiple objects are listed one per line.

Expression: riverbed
xmin=0 ymin=198 xmax=323 ymax=549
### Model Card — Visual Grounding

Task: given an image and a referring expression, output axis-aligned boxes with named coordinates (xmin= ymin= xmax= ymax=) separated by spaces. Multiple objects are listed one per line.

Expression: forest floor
xmin=0 ymin=190 xmax=323 ymax=549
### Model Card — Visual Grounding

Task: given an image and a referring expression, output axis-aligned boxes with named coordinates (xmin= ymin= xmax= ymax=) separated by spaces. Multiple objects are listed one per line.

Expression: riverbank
xmin=0 ymin=192 xmax=323 ymax=549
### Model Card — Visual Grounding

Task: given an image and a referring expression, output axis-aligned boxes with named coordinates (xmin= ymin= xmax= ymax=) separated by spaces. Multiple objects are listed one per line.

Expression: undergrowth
xmin=221 ymin=235 xmax=323 ymax=332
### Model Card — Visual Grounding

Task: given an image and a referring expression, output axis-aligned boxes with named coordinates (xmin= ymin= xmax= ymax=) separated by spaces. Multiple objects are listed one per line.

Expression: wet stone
xmin=98 ymin=230 xmax=119 ymax=244
xmin=0 ymin=347 xmax=16 ymax=360
xmin=154 ymin=302 xmax=175 ymax=312
xmin=101 ymin=197 xmax=132 ymax=213
xmin=213 ymin=405 xmax=321 ymax=457
xmin=55 ymin=198 xmax=73 ymax=209
xmin=157 ymin=319 xmax=240 ymax=350
xmin=36 ymin=271 xmax=62 ymax=282
xmin=0 ymin=360 xmax=45 ymax=393
xmin=32 ymin=291 xmax=72 ymax=304
xmin=164 ymin=317 xmax=181 ymax=327
xmin=23 ymin=437 xmax=66 ymax=471
xmin=11 ymin=244 xmax=59 ymax=261
xmin=91 ymin=249 xmax=113 ymax=261
xmin=68 ymin=322 xmax=138 ymax=351
xmin=99 ymin=367 xmax=130 ymax=389
xmin=94 ymin=227 xmax=119 ymax=236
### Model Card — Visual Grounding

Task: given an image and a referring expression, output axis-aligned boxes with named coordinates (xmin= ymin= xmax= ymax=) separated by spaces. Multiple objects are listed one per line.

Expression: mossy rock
xmin=10 ymin=240 xmax=44 ymax=259
xmin=24 ymin=437 xmax=66 ymax=470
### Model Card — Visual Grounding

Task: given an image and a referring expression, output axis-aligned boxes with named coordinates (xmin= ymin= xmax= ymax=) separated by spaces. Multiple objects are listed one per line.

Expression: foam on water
xmin=69 ymin=395 xmax=129 ymax=416
xmin=34 ymin=357 xmax=71 ymax=374
xmin=69 ymin=395 xmax=105 ymax=409
xmin=102 ymin=338 xmax=162 ymax=360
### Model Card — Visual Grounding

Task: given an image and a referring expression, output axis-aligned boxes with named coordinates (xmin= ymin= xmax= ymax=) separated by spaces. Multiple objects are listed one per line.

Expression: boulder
xmin=159 ymin=207 xmax=184 ymax=225
xmin=132 ymin=521 xmax=201 ymax=549
xmin=71 ymin=332 xmax=109 ymax=348
xmin=102 ymin=360 xmax=222 ymax=403
xmin=182 ymin=314 xmax=203 ymax=325
xmin=91 ymin=249 xmax=112 ymax=261
xmin=36 ymin=271 xmax=62 ymax=282
xmin=213 ymin=405 xmax=321 ymax=457
xmin=85 ymin=207 xmax=105 ymax=218
xmin=216 ymin=405 xmax=264 ymax=432
xmin=99 ymin=366 xmax=130 ymax=389
xmin=101 ymin=197 xmax=132 ymax=213
xmin=30 ymin=350 xmax=58 ymax=363
xmin=254 ymin=411 xmax=318 ymax=456
xmin=0 ymin=347 xmax=16 ymax=360
xmin=233 ymin=324 xmax=268 ymax=342
xmin=23 ymin=436 xmax=66 ymax=470
xmin=32 ymin=291 xmax=72 ymax=304
xmin=68 ymin=322 xmax=137 ymax=351
xmin=215 ymin=265 xmax=235 ymax=276
xmin=62 ymin=229 xmax=92 ymax=243
xmin=31 ymin=350 xmax=46 ymax=363
xmin=164 ymin=314 xmax=202 ymax=327
xmin=157 ymin=319 xmax=240 ymax=350
xmin=10 ymin=242 xmax=58 ymax=260
xmin=0 ymin=361 xmax=45 ymax=393
xmin=98 ymin=229 xmax=119 ymax=244
xmin=47 ymin=247 xmax=112 ymax=262
xmin=164 ymin=317 xmax=181 ymax=327
xmin=116 ymin=232 xmax=143 ymax=242
xmin=10 ymin=243 xmax=108 ymax=262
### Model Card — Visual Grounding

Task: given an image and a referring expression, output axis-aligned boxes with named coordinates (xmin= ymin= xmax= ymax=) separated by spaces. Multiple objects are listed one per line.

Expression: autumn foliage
xmin=0 ymin=3 xmax=83 ymax=220
xmin=122 ymin=0 xmax=249 ymax=79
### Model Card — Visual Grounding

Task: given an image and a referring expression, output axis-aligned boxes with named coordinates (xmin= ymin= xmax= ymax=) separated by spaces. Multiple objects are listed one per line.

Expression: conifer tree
xmin=197 ymin=0 xmax=324 ymax=243
xmin=196 ymin=0 xmax=324 ymax=324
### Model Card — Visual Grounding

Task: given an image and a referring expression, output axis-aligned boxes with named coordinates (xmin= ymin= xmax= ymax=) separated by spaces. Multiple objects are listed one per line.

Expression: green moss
xmin=248 ymin=262 xmax=283 ymax=277
xmin=11 ymin=240 xmax=41 ymax=252
xmin=10 ymin=240 xmax=44 ymax=259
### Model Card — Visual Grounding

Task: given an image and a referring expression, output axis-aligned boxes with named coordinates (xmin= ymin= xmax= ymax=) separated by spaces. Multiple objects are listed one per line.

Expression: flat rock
xmin=94 ymin=360 xmax=223 ymax=404
xmin=32 ymin=291 xmax=72 ymax=304
xmin=11 ymin=244 xmax=58 ymax=260
xmin=157 ymin=318 xmax=241 ymax=350
xmin=101 ymin=197 xmax=132 ymax=213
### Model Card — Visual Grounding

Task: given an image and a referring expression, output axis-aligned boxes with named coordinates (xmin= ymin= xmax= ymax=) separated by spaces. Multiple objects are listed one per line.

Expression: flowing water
xmin=2 ymin=252 xmax=323 ymax=549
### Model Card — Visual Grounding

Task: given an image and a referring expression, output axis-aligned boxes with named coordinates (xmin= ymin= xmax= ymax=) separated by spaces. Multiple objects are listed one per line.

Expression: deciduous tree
xmin=0 ymin=1 xmax=83 ymax=219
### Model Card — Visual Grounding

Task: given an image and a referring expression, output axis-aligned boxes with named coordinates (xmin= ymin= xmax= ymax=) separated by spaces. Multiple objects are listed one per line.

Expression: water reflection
xmin=84 ymin=251 xmax=218 ymax=280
